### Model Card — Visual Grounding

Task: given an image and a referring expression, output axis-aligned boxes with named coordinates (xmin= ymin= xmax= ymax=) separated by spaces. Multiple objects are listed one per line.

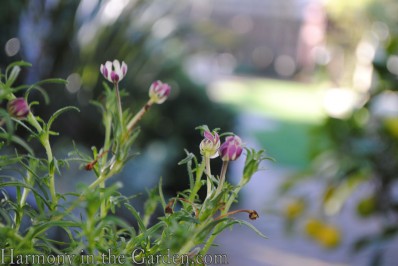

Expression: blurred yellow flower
xmin=304 ymin=218 xmax=341 ymax=249
xmin=304 ymin=218 xmax=323 ymax=238
xmin=317 ymin=224 xmax=341 ymax=249
xmin=284 ymin=200 xmax=305 ymax=220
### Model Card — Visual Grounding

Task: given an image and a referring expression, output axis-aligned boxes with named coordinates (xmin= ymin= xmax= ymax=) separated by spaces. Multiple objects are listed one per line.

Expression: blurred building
xmin=186 ymin=0 xmax=326 ymax=79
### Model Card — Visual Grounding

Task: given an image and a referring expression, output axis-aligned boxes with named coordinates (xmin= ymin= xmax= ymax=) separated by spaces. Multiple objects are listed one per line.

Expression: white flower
xmin=100 ymin=60 xmax=128 ymax=84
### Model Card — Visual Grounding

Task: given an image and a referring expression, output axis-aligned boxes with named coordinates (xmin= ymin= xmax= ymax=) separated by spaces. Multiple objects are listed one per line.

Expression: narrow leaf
xmin=47 ymin=106 xmax=80 ymax=131
xmin=124 ymin=203 xmax=146 ymax=233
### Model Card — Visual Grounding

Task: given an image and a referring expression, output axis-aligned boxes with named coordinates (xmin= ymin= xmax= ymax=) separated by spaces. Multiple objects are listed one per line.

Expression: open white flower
xmin=100 ymin=60 xmax=128 ymax=84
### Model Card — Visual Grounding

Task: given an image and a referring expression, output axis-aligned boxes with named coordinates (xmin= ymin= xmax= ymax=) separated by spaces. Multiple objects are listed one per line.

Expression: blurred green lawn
xmin=211 ymin=77 xmax=327 ymax=169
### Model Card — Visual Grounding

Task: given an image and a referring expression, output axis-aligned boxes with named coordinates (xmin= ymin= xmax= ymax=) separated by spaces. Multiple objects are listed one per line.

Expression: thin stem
xmin=114 ymin=82 xmax=124 ymax=130
xmin=26 ymin=111 xmax=57 ymax=210
xmin=188 ymin=160 xmax=205 ymax=202
xmin=99 ymin=112 xmax=113 ymax=219
xmin=43 ymin=137 xmax=57 ymax=210
xmin=204 ymin=156 xmax=212 ymax=199
xmin=14 ymin=168 xmax=34 ymax=231
xmin=202 ymin=179 xmax=245 ymax=255
xmin=178 ymin=221 xmax=209 ymax=255
xmin=19 ymin=176 xmax=31 ymax=207
xmin=26 ymin=112 xmax=43 ymax=133
xmin=215 ymin=209 xmax=258 ymax=221
xmin=126 ymin=99 xmax=153 ymax=132
xmin=223 ymin=179 xmax=245 ymax=215
xmin=215 ymin=161 xmax=228 ymax=196
xmin=99 ymin=181 xmax=106 ymax=218
xmin=89 ymin=174 xmax=107 ymax=190
xmin=201 ymin=230 xmax=219 ymax=255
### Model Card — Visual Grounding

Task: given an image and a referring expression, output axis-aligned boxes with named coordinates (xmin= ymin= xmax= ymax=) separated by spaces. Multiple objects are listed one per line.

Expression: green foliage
xmin=0 ymin=61 xmax=267 ymax=265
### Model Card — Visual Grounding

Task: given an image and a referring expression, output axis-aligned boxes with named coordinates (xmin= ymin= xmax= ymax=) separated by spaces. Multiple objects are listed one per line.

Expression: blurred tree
xmin=0 ymin=0 xmax=235 ymax=195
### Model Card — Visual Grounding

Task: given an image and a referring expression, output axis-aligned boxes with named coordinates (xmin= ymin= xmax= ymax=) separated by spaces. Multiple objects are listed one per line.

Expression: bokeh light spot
xmin=152 ymin=16 xmax=176 ymax=39
xmin=323 ymin=88 xmax=358 ymax=118
xmin=252 ymin=46 xmax=274 ymax=68
xmin=5 ymin=38 xmax=21 ymax=57
xmin=274 ymin=55 xmax=296 ymax=77
xmin=386 ymin=55 xmax=398 ymax=76
xmin=66 ymin=73 xmax=82 ymax=94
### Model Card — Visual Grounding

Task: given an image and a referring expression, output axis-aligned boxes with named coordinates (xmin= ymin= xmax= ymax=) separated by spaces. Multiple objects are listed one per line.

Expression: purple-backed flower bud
xmin=100 ymin=60 xmax=128 ymax=84
xmin=149 ymin=80 xmax=171 ymax=104
xmin=7 ymin=98 xmax=29 ymax=119
xmin=200 ymin=130 xmax=220 ymax=158
xmin=219 ymin=135 xmax=243 ymax=161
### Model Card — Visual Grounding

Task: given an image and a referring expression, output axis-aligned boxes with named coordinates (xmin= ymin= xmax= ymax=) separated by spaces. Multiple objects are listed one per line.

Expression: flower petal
xmin=121 ymin=61 xmax=128 ymax=77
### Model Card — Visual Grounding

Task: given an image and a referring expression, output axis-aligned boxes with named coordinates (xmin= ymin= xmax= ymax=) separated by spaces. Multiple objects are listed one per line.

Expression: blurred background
xmin=1 ymin=0 xmax=398 ymax=265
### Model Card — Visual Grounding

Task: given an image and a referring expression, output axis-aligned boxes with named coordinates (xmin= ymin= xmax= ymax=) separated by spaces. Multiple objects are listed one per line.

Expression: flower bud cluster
xmin=200 ymin=131 xmax=243 ymax=162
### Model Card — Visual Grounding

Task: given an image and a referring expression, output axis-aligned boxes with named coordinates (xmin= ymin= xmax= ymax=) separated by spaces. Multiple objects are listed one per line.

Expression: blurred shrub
xmin=279 ymin=0 xmax=398 ymax=263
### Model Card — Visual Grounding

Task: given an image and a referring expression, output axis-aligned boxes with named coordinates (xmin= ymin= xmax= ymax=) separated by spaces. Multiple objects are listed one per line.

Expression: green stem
xmin=215 ymin=161 xmax=228 ymax=196
xmin=43 ymin=137 xmax=57 ymax=209
xmin=14 ymin=167 xmax=34 ymax=231
xmin=89 ymin=174 xmax=107 ymax=190
xmin=99 ymin=181 xmax=107 ymax=218
xmin=26 ymin=112 xmax=57 ymax=210
xmin=19 ymin=174 xmax=32 ymax=207
xmin=201 ymin=180 xmax=244 ymax=255
xmin=223 ymin=183 xmax=243 ymax=214
xmin=201 ymin=232 xmax=217 ymax=255
xmin=114 ymin=82 xmax=124 ymax=131
xmin=126 ymin=99 xmax=153 ymax=132
xmin=188 ymin=160 xmax=205 ymax=202
xmin=178 ymin=221 xmax=209 ymax=255
xmin=205 ymin=156 xmax=212 ymax=199
xmin=26 ymin=112 xmax=43 ymax=133
xmin=99 ymin=112 xmax=113 ymax=219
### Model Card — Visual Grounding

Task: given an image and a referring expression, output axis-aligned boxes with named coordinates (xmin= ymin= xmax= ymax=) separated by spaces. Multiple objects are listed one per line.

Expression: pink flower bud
xmin=149 ymin=80 xmax=171 ymax=104
xmin=7 ymin=98 xmax=29 ymax=119
xmin=219 ymin=135 xmax=243 ymax=161
xmin=100 ymin=60 xmax=128 ymax=84
xmin=200 ymin=130 xmax=220 ymax=158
